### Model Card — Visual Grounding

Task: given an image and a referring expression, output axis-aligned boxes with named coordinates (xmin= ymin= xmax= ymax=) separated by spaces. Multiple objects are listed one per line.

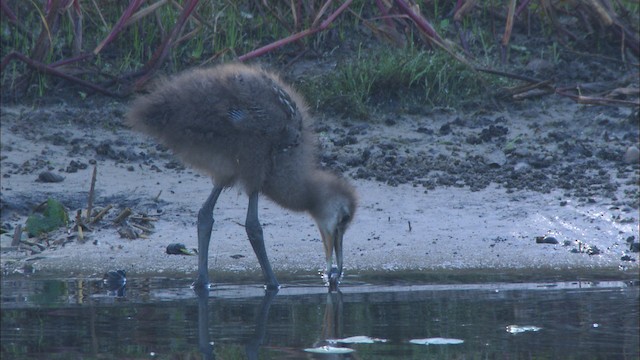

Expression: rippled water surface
xmin=2 ymin=275 xmax=638 ymax=359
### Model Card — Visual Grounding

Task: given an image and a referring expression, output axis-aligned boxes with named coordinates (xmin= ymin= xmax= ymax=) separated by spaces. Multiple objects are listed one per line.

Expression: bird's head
xmin=309 ymin=174 xmax=357 ymax=288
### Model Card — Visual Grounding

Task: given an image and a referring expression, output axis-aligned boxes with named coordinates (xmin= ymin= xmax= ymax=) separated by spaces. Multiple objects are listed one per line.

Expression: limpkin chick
xmin=127 ymin=63 xmax=357 ymax=291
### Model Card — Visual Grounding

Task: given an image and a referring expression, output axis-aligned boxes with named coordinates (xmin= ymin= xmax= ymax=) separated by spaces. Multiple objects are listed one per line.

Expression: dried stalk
xmin=11 ymin=225 xmax=22 ymax=247
xmin=90 ymin=204 xmax=113 ymax=224
xmin=113 ymin=208 xmax=133 ymax=224
xmin=86 ymin=165 xmax=97 ymax=222
xmin=501 ymin=0 xmax=516 ymax=63
xmin=130 ymin=223 xmax=153 ymax=233
xmin=75 ymin=209 xmax=84 ymax=241
xmin=504 ymin=80 xmax=554 ymax=98
xmin=556 ymin=88 xmax=640 ymax=107
xmin=475 ymin=66 xmax=543 ymax=84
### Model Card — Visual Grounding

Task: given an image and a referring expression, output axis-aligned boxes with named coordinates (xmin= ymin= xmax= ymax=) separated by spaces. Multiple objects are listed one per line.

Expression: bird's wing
xmin=226 ymin=74 xmax=303 ymax=150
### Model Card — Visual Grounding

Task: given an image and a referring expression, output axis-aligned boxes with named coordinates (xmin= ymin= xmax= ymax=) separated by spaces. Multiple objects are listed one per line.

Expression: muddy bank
xmin=0 ymin=95 xmax=638 ymax=282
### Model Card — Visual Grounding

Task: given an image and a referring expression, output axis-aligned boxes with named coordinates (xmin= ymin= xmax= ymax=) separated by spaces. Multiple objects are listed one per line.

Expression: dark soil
xmin=317 ymin=99 xmax=639 ymax=208
xmin=2 ymin=82 xmax=639 ymax=223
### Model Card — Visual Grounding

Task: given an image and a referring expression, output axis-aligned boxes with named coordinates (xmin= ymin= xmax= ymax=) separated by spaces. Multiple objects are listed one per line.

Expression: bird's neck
xmin=305 ymin=170 xmax=355 ymax=221
xmin=262 ymin=168 xmax=339 ymax=214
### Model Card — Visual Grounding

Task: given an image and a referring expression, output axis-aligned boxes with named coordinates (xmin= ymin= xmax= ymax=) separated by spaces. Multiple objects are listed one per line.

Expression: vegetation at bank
xmin=1 ymin=1 xmax=638 ymax=115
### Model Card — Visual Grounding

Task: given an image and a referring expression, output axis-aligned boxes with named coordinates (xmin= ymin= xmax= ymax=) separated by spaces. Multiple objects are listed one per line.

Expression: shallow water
xmin=1 ymin=276 xmax=638 ymax=359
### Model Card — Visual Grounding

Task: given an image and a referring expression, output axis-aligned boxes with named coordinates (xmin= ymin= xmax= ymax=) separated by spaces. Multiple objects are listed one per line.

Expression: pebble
xmin=526 ymin=58 xmax=554 ymax=76
xmin=37 ymin=171 xmax=64 ymax=183
xmin=620 ymin=255 xmax=635 ymax=262
xmin=485 ymin=150 xmax=507 ymax=167
xmin=622 ymin=146 xmax=639 ymax=164
xmin=586 ymin=245 xmax=601 ymax=255
xmin=536 ymin=236 xmax=558 ymax=244
xmin=514 ymin=161 xmax=531 ymax=173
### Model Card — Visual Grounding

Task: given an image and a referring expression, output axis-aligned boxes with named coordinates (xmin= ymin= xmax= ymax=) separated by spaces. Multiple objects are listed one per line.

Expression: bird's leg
xmin=193 ymin=186 xmax=223 ymax=290
xmin=320 ymin=228 xmax=342 ymax=292
xmin=328 ymin=237 xmax=343 ymax=292
xmin=246 ymin=192 xmax=280 ymax=290
xmin=322 ymin=232 xmax=334 ymax=277
xmin=334 ymin=231 xmax=343 ymax=279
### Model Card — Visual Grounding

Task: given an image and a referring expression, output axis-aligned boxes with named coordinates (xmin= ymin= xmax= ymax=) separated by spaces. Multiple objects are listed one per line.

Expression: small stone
xmin=514 ymin=162 xmax=531 ymax=173
xmin=439 ymin=123 xmax=452 ymax=135
xmin=536 ymin=236 xmax=559 ymax=244
xmin=37 ymin=171 xmax=64 ymax=183
xmin=485 ymin=150 xmax=507 ymax=168
xmin=623 ymin=146 xmax=639 ymax=164
xmin=621 ymin=255 xmax=636 ymax=262
xmin=118 ymin=224 xmax=140 ymax=239
xmin=526 ymin=58 xmax=554 ymax=76
xmin=586 ymin=246 xmax=601 ymax=255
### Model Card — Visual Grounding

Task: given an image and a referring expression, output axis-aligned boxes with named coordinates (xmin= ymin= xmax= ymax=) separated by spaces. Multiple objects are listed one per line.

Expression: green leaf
xmin=26 ymin=199 xmax=68 ymax=237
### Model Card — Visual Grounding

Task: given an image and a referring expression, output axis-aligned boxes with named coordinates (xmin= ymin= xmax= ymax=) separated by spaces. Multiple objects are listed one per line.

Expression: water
xmin=1 ymin=275 xmax=638 ymax=359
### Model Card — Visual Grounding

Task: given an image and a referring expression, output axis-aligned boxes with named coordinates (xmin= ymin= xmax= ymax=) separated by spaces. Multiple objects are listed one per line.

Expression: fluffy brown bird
xmin=127 ymin=63 xmax=356 ymax=290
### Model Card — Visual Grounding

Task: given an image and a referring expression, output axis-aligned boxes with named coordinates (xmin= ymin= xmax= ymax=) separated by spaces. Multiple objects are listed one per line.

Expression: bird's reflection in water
xmin=103 ymin=270 xmax=126 ymax=297
xmin=245 ymin=289 xmax=279 ymax=359
xmin=195 ymin=287 xmax=355 ymax=359
xmin=310 ymin=291 xmax=359 ymax=359
xmin=194 ymin=287 xmax=280 ymax=360
xmin=321 ymin=291 xmax=344 ymax=345
xmin=195 ymin=287 xmax=214 ymax=360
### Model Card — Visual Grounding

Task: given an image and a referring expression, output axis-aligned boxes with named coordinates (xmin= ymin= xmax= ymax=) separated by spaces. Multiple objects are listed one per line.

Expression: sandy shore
xmin=1 ymin=99 xmax=638 ymax=283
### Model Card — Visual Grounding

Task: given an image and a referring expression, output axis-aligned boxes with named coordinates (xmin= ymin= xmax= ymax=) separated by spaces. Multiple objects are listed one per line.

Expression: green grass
xmin=298 ymin=45 xmax=504 ymax=118
xmin=1 ymin=1 xmax=308 ymax=88
xmin=1 ymin=1 xmax=637 ymax=111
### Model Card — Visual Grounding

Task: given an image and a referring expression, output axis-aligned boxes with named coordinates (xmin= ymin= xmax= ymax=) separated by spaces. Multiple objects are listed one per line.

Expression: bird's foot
xmin=191 ymin=276 xmax=212 ymax=292
xmin=264 ymin=284 xmax=281 ymax=291
xmin=264 ymin=281 xmax=281 ymax=291
xmin=327 ymin=267 xmax=342 ymax=292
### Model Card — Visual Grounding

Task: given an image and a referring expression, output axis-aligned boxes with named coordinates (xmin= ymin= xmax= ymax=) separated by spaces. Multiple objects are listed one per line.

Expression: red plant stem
xmin=502 ymin=0 xmax=516 ymax=49
xmin=515 ymin=0 xmax=532 ymax=18
xmin=32 ymin=0 xmax=64 ymax=62
xmin=134 ymin=0 xmax=199 ymax=86
xmin=0 ymin=1 xmax=17 ymax=22
xmin=454 ymin=21 xmax=471 ymax=55
xmin=49 ymin=52 xmax=93 ymax=68
xmin=1 ymin=1 xmax=34 ymax=41
xmin=393 ymin=0 xmax=444 ymax=44
xmin=0 ymin=51 xmax=119 ymax=97
xmin=238 ymin=0 xmax=353 ymax=62
xmin=611 ymin=23 xmax=640 ymax=56
xmin=375 ymin=0 xmax=394 ymax=28
xmin=93 ymin=0 xmax=145 ymax=54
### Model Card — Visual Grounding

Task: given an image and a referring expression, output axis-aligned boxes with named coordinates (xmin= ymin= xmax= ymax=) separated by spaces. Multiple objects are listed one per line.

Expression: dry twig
xmin=86 ymin=165 xmax=97 ymax=222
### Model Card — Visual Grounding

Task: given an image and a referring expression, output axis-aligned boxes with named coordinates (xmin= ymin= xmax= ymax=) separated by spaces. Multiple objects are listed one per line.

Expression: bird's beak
xmin=320 ymin=225 xmax=344 ymax=282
